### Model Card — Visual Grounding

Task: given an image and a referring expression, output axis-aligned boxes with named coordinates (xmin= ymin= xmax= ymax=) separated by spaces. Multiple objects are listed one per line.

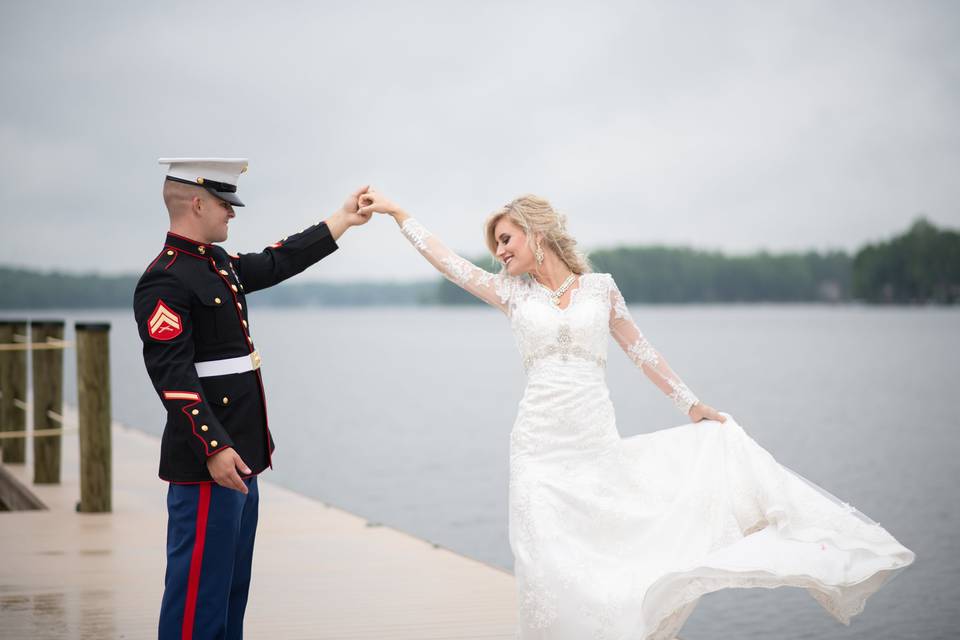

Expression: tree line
xmin=1 ymin=218 xmax=956 ymax=309
xmin=438 ymin=217 xmax=958 ymax=305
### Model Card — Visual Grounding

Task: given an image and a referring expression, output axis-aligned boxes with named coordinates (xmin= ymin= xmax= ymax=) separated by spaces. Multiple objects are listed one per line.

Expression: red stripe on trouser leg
xmin=182 ymin=483 xmax=211 ymax=640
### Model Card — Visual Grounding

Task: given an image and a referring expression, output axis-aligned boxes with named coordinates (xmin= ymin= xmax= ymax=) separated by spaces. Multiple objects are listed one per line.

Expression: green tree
xmin=852 ymin=218 xmax=960 ymax=303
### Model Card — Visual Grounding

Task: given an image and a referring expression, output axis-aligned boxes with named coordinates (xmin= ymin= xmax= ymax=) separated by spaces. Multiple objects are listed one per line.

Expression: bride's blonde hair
xmin=484 ymin=195 xmax=591 ymax=275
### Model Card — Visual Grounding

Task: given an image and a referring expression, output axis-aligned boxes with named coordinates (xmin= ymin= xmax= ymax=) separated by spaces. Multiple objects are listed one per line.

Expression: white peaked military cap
xmin=158 ymin=157 xmax=249 ymax=207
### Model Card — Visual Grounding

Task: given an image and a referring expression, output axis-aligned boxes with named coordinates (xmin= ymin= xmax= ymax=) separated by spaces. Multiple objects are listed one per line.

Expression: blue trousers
xmin=159 ymin=477 xmax=259 ymax=640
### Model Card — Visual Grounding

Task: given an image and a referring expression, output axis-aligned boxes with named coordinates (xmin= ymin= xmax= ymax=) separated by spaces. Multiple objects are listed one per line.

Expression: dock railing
xmin=0 ymin=319 xmax=112 ymax=512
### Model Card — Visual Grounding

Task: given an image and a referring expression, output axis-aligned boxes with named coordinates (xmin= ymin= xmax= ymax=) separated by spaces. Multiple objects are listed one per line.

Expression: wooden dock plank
xmin=0 ymin=417 xmax=517 ymax=639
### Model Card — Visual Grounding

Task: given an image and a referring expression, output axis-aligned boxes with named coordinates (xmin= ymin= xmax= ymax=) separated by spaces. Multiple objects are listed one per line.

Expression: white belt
xmin=195 ymin=351 xmax=262 ymax=378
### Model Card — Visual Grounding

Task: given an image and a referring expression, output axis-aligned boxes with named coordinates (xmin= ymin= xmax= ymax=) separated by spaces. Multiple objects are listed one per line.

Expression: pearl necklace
xmin=539 ymin=273 xmax=577 ymax=306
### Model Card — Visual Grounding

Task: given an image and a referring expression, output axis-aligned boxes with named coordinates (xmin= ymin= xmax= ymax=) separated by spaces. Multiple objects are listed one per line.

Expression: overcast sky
xmin=1 ymin=0 xmax=957 ymax=281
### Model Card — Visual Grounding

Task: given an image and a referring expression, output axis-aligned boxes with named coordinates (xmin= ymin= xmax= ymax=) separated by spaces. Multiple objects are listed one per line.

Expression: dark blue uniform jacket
xmin=133 ymin=222 xmax=337 ymax=482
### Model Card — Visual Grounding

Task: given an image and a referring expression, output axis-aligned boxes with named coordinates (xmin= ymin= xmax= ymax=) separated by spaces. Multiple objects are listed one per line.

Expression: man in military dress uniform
xmin=134 ymin=158 xmax=370 ymax=639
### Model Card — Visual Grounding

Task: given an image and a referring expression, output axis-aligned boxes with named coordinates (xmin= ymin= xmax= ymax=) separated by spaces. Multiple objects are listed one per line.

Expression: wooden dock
xmin=0 ymin=413 xmax=517 ymax=639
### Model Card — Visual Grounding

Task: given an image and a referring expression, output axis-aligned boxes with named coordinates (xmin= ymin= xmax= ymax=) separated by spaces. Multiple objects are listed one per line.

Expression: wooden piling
xmin=31 ymin=321 xmax=64 ymax=484
xmin=75 ymin=323 xmax=111 ymax=513
xmin=0 ymin=320 xmax=29 ymax=464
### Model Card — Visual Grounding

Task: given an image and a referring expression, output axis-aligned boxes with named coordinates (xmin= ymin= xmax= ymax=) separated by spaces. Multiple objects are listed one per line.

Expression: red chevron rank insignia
xmin=148 ymin=299 xmax=182 ymax=340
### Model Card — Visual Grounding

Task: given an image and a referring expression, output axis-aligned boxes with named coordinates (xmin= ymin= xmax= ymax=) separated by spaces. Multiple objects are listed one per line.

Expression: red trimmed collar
xmin=165 ymin=231 xmax=216 ymax=259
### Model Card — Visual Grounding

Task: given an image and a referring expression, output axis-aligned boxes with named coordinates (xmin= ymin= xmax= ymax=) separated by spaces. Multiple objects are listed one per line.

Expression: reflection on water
xmin=0 ymin=589 xmax=117 ymax=639
xmin=1 ymin=591 xmax=66 ymax=639
xmin=80 ymin=588 xmax=116 ymax=640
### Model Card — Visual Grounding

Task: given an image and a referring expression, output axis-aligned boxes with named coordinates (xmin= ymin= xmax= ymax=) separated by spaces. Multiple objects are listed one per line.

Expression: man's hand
xmin=689 ymin=402 xmax=727 ymax=424
xmin=325 ymin=185 xmax=373 ymax=240
xmin=206 ymin=448 xmax=252 ymax=494
xmin=341 ymin=185 xmax=368 ymax=216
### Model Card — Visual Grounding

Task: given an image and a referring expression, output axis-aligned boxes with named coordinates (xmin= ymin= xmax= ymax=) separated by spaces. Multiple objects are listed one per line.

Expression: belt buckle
xmin=249 ymin=350 xmax=261 ymax=370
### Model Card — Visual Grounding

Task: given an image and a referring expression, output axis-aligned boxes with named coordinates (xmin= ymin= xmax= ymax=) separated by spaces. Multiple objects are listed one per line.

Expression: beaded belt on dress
xmin=521 ymin=324 xmax=606 ymax=371
xmin=522 ymin=344 xmax=606 ymax=371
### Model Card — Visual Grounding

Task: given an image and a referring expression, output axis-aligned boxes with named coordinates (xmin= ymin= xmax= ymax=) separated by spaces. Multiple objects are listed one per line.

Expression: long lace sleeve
xmin=607 ymin=275 xmax=700 ymax=415
xmin=400 ymin=218 xmax=514 ymax=313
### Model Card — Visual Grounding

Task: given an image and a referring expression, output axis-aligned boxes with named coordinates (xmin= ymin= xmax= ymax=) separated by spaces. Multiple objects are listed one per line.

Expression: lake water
xmin=7 ymin=304 xmax=958 ymax=639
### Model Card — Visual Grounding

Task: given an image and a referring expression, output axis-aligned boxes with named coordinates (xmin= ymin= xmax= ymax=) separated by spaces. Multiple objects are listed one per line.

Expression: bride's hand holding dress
xmin=688 ymin=402 xmax=726 ymax=423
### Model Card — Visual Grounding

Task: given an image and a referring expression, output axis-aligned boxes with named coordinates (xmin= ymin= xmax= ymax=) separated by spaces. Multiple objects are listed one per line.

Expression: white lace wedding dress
xmin=398 ymin=218 xmax=915 ymax=639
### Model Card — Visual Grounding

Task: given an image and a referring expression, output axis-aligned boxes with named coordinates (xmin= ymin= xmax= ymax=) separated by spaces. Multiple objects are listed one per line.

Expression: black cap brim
xmin=208 ymin=188 xmax=245 ymax=207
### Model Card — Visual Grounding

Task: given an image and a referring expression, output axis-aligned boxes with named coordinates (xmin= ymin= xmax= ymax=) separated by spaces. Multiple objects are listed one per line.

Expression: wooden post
xmin=76 ymin=323 xmax=111 ymax=513
xmin=31 ymin=321 xmax=64 ymax=484
xmin=0 ymin=320 xmax=29 ymax=464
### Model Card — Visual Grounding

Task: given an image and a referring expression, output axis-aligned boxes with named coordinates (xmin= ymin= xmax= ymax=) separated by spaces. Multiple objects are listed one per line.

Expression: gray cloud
xmin=1 ymin=0 xmax=958 ymax=281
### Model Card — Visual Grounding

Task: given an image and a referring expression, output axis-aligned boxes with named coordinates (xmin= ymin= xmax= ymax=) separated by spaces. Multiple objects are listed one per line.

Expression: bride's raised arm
xmin=358 ymin=192 xmax=513 ymax=313
xmin=606 ymin=275 xmax=707 ymax=418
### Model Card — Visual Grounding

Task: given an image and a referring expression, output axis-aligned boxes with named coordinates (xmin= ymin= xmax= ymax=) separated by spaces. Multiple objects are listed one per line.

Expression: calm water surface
xmin=15 ymin=304 xmax=958 ymax=639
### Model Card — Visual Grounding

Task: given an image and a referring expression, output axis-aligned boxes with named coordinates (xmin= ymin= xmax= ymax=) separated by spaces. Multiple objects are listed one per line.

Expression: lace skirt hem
xmin=642 ymin=522 xmax=914 ymax=640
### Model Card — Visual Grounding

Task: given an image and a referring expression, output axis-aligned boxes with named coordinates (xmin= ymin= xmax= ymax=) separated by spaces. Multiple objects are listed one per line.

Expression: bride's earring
xmin=535 ymin=242 xmax=544 ymax=265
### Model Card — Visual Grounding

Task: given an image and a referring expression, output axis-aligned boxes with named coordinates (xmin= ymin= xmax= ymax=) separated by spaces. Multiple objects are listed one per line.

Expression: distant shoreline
xmin=2 ymin=217 xmax=957 ymax=307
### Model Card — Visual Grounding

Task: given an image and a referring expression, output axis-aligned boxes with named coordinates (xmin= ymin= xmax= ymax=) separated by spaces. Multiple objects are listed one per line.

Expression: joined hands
xmin=324 ymin=185 xmax=376 ymax=240
xmin=324 ymin=186 xmax=409 ymax=239
xmin=357 ymin=188 xmax=408 ymax=224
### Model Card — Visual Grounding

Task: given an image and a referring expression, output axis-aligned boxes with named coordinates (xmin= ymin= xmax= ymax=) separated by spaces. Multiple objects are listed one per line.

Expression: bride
xmin=357 ymin=191 xmax=914 ymax=639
